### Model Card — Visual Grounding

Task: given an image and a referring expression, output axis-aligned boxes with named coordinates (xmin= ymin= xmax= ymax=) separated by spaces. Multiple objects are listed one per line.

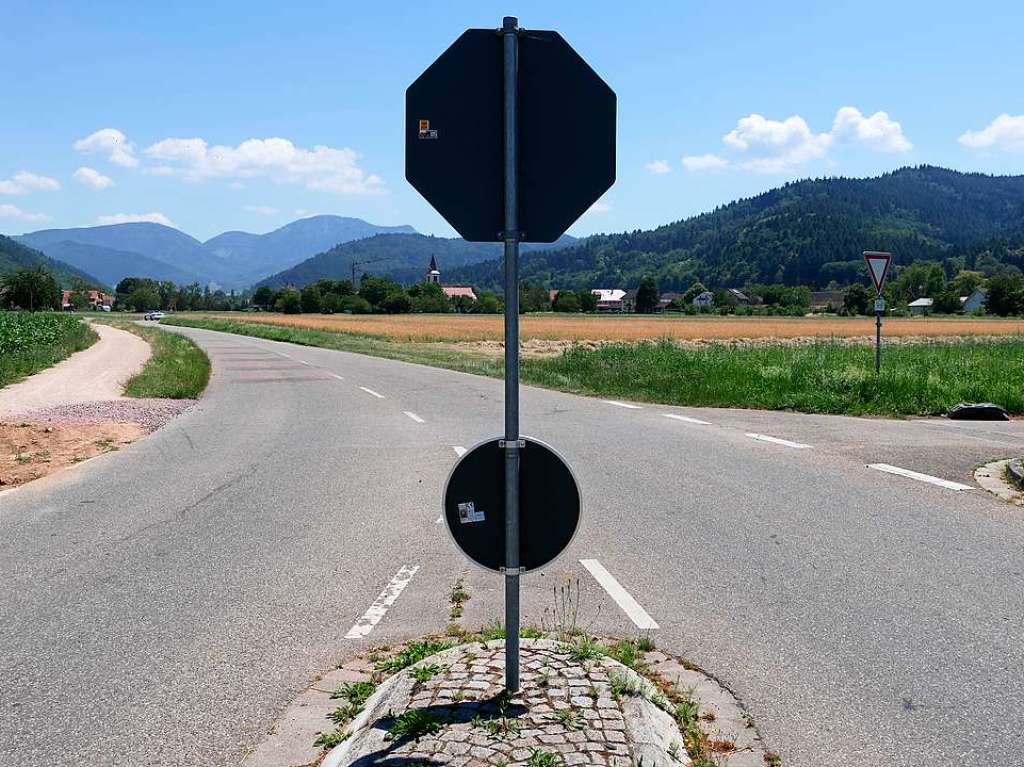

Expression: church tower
xmin=426 ymin=254 xmax=441 ymax=284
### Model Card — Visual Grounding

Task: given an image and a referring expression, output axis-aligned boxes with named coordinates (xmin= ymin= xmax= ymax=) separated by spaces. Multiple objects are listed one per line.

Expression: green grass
xmin=161 ymin=316 xmax=1024 ymax=416
xmin=0 ymin=311 xmax=98 ymax=388
xmin=374 ymin=639 xmax=454 ymax=674
xmin=386 ymin=709 xmax=442 ymax=741
xmin=97 ymin=320 xmax=210 ymax=399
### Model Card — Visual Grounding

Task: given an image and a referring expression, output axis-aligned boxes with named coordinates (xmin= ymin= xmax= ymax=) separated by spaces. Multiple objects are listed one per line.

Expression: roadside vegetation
xmin=162 ymin=315 xmax=1024 ymax=416
xmin=0 ymin=311 xmax=98 ymax=388
xmin=96 ymin=320 xmax=210 ymax=399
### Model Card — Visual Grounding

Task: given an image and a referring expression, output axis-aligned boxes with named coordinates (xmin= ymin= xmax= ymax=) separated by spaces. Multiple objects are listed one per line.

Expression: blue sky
xmin=2 ymin=0 xmax=1023 ymax=241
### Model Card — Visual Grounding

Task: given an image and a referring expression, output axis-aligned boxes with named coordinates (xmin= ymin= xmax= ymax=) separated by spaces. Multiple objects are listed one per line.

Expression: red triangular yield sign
xmin=863 ymin=251 xmax=892 ymax=295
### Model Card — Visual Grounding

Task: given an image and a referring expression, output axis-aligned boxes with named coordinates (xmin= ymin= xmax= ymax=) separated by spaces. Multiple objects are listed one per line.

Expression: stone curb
xmin=1008 ymin=459 xmax=1024 ymax=490
xmin=975 ymin=459 xmax=1024 ymax=505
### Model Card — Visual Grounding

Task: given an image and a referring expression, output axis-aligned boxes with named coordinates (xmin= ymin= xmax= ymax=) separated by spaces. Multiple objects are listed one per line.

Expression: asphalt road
xmin=2 ymin=325 xmax=1022 ymax=767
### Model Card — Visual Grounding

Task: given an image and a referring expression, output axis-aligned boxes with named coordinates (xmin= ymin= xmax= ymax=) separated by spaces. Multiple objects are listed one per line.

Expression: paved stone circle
xmin=326 ymin=639 xmax=682 ymax=767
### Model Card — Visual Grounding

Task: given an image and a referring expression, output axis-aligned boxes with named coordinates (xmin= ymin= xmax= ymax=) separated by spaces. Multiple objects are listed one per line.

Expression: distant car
xmin=144 ymin=311 xmax=165 ymax=321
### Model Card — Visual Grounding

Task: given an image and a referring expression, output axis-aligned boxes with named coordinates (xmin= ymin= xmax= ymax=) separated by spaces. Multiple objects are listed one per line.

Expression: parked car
xmin=144 ymin=311 xmax=165 ymax=321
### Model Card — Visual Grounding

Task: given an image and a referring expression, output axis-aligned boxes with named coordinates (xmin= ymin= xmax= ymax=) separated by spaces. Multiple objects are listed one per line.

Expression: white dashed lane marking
xmin=452 ymin=446 xmax=467 ymax=457
xmin=662 ymin=413 xmax=712 ymax=425
xmin=868 ymin=463 xmax=974 ymax=491
xmin=580 ymin=559 xmax=659 ymax=630
xmin=603 ymin=400 xmax=642 ymax=410
xmin=329 ymin=373 xmax=345 ymax=381
xmin=404 ymin=411 xmax=425 ymax=424
xmin=344 ymin=565 xmax=420 ymax=640
xmin=359 ymin=386 xmax=385 ymax=399
xmin=746 ymin=433 xmax=812 ymax=449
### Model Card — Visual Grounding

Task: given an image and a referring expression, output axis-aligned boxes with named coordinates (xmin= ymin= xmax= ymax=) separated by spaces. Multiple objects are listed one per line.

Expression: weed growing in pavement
xmin=375 ymin=640 xmax=453 ymax=674
xmin=476 ymin=618 xmax=506 ymax=642
xmin=451 ymin=689 xmax=464 ymax=703
xmin=606 ymin=639 xmax=649 ymax=672
xmin=668 ymin=741 xmax=683 ymax=762
xmin=332 ymin=680 xmax=376 ymax=707
xmin=471 ymin=691 xmax=522 ymax=739
xmin=14 ymin=448 xmax=30 ymax=464
xmin=545 ymin=706 xmax=584 ymax=730
xmin=410 ymin=663 xmax=443 ymax=684
xmin=565 ymin=634 xmax=603 ymax=662
xmin=521 ymin=625 xmax=545 ymax=639
xmin=608 ymin=669 xmax=645 ymax=700
xmin=386 ymin=709 xmax=442 ymax=741
xmin=446 ymin=621 xmax=466 ymax=638
xmin=764 ymin=752 xmax=784 ymax=766
xmin=536 ymin=668 xmax=551 ymax=688
xmin=313 ymin=726 xmax=350 ymax=748
xmin=526 ymin=750 xmax=565 ymax=767
xmin=449 ymin=578 xmax=469 ymax=620
xmin=491 ymin=758 xmax=509 ymax=767
xmin=637 ymin=633 xmax=656 ymax=651
xmin=543 ymin=576 xmax=584 ymax=641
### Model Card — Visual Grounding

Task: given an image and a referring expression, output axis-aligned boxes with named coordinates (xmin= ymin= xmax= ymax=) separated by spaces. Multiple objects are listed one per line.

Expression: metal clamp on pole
xmin=499 ymin=439 xmax=526 ymax=449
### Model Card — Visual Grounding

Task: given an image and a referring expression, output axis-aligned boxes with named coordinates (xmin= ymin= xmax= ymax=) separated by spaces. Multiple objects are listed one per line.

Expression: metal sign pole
xmin=875 ymin=309 xmax=882 ymax=374
xmin=501 ymin=14 xmax=521 ymax=694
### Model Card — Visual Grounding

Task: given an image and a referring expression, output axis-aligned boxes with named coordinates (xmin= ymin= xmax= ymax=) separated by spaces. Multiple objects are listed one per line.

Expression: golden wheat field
xmin=193 ymin=312 xmax=1024 ymax=343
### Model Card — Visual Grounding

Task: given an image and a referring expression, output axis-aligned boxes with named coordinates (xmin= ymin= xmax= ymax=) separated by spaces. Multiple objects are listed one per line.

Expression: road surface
xmin=1 ymin=325 xmax=1022 ymax=766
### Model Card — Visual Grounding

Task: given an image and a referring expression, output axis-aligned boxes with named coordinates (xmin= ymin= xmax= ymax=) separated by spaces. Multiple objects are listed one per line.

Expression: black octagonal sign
xmin=406 ymin=28 xmax=616 ymax=243
xmin=443 ymin=437 xmax=582 ymax=573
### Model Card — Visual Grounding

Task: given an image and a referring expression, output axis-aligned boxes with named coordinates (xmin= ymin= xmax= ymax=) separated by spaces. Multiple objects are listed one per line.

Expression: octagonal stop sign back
xmin=443 ymin=437 xmax=582 ymax=573
xmin=406 ymin=28 xmax=616 ymax=243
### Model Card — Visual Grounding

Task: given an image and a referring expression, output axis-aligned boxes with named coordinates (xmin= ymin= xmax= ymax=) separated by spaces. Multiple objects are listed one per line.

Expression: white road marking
xmin=344 ymin=565 xmax=420 ymax=640
xmin=276 ymin=351 xmax=292 ymax=359
xmin=746 ymin=433 xmax=812 ymax=449
xmin=359 ymin=386 xmax=385 ymax=399
xmin=452 ymin=446 xmax=467 ymax=457
xmin=580 ymin=559 xmax=659 ymax=630
xmin=662 ymin=413 xmax=712 ymax=426
xmin=404 ymin=411 xmax=425 ymax=424
xmin=298 ymin=360 xmax=311 ymax=366
xmin=603 ymin=400 xmax=642 ymax=410
xmin=868 ymin=463 xmax=974 ymax=491
xmin=329 ymin=373 xmax=345 ymax=381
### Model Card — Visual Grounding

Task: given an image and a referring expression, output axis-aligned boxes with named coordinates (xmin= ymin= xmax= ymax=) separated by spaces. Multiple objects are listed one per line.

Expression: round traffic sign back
xmin=443 ymin=437 xmax=581 ymax=573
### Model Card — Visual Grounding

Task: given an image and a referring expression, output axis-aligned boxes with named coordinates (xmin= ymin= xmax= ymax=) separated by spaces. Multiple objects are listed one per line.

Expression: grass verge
xmin=96 ymin=320 xmax=210 ymax=398
xmin=161 ymin=316 xmax=1024 ymax=416
xmin=0 ymin=312 xmax=98 ymax=389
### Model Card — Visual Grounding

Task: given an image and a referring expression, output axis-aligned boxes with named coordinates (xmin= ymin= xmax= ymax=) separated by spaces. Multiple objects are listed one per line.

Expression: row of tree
xmin=252 ymin=277 xmax=504 ymax=315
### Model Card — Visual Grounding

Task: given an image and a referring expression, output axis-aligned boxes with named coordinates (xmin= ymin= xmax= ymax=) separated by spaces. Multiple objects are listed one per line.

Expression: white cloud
xmin=0 ymin=170 xmax=61 ymax=195
xmin=959 ymin=114 xmax=1024 ymax=152
xmin=0 ymin=203 xmax=52 ymax=223
xmin=244 ymin=205 xmax=279 ymax=215
xmin=143 ymin=136 xmax=384 ymax=195
xmin=644 ymin=160 xmax=672 ymax=175
xmin=73 ymin=166 xmax=114 ymax=189
xmin=723 ymin=114 xmax=832 ymax=172
xmin=96 ymin=212 xmax=176 ymax=227
xmin=682 ymin=154 xmax=729 ymax=171
xmin=587 ymin=200 xmax=612 ymax=214
xmin=683 ymin=106 xmax=913 ymax=173
xmin=74 ymin=128 xmax=139 ymax=167
xmin=831 ymin=107 xmax=912 ymax=152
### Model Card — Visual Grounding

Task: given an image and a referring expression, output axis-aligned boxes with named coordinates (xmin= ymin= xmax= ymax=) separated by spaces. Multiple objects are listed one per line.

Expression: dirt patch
xmin=0 ymin=420 xmax=147 ymax=491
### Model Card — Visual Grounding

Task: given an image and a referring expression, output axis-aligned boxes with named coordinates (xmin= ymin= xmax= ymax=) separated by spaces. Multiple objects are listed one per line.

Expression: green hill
xmin=0 ymin=234 xmax=106 ymax=288
xmin=446 ymin=166 xmax=1024 ymax=291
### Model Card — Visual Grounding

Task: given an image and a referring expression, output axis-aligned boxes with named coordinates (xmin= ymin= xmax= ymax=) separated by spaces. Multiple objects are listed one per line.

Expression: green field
xmin=162 ymin=316 xmax=1024 ymax=416
xmin=0 ymin=311 xmax=98 ymax=389
xmin=97 ymin=320 xmax=211 ymax=399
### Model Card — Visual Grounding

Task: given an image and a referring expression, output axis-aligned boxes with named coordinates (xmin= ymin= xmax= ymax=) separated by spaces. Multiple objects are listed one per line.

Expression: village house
xmin=424 ymin=256 xmax=476 ymax=302
xmin=591 ymin=288 xmax=626 ymax=312
xmin=693 ymin=290 xmax=715 ymax=309
xmin=960 ymin=287 xmax=987 ymax=314
xmin=908 ymin=297 xmax=933 ymax=315
xmin=727 ymin=288 xmax=752 ymax=306
xmin=810 ymin=290 xmax=847 ymax=311
xmin=61 ymin=289 xmax=114 ymax=311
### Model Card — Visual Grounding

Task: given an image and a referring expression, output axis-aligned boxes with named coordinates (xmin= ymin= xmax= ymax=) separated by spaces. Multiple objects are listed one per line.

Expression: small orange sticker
xmin=419 ymin=119 xmax=430 ymax=131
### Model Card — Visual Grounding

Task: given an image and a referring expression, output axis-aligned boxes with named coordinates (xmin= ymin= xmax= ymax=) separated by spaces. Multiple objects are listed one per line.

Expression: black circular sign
xmin=443 ymin=437 xmax=582 ymax=573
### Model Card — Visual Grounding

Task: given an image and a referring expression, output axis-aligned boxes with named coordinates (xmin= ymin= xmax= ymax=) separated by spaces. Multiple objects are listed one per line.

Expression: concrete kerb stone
xmin=975 ymin=459 xmax=1024 ymax=505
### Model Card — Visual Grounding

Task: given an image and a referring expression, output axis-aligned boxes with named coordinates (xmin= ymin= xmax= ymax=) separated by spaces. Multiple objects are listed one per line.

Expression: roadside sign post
xmin=864 ymin=251 xmax=892 ymax=374
xmin=407 ymin=17 xmax=615 ymax=694
xmin=500 ymin=16 xmax=522 ymax=693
